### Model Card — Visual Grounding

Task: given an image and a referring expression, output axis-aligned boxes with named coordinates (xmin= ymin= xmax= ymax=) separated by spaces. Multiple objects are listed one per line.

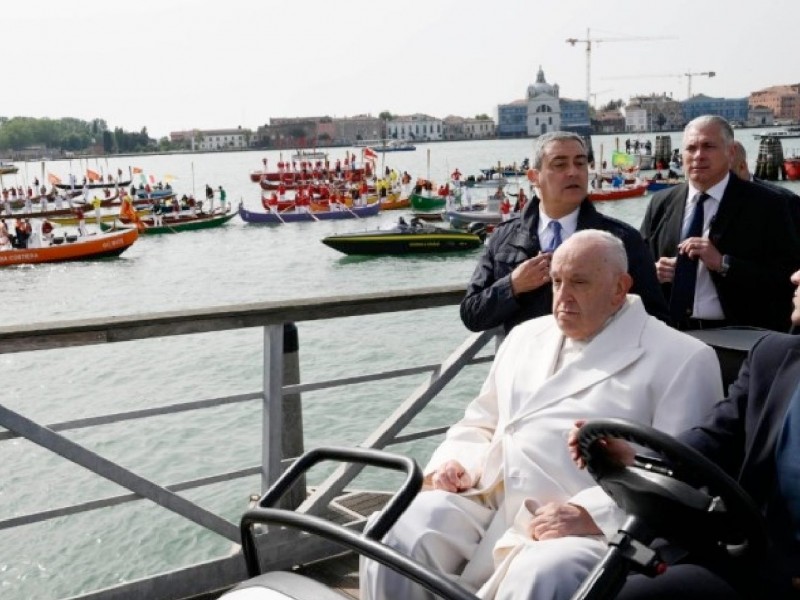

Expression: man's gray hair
xmin=561 ymin=229 xmax=628 ymax=274
xmin=532 ymin=131 xmax=587 ymax=169
xmin=685 ymin=115 xmax=735 ymax=145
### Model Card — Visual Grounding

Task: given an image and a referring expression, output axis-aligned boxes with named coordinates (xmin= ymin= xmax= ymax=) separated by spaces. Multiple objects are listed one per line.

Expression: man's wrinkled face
xmin=551 ymin=241 xmax=630 ymax=340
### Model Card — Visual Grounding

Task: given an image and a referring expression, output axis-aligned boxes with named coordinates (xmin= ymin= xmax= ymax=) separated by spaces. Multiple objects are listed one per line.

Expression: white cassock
xmin=360 ymin=296 xmax=723 ymax=600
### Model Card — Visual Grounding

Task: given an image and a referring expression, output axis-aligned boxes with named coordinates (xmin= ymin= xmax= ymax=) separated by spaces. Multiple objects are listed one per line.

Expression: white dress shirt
xmin=537 ymin=206 xmax=579 ymax=251
xmin=683 ymin=173 xmax=729 ymax=320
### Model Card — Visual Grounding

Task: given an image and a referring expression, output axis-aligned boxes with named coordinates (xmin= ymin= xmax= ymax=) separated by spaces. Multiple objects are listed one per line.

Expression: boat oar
xmin=343 ymin=204 xmax=361 ymax=219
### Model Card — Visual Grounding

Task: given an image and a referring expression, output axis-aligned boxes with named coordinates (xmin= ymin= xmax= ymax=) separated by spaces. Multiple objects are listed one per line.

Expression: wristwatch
xmin=719 ymin=255 xmax=731 ymax=276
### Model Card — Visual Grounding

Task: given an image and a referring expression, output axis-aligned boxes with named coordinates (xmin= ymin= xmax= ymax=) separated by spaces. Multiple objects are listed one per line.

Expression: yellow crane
xmin=566 ymin=29 xmax=676 ymax=106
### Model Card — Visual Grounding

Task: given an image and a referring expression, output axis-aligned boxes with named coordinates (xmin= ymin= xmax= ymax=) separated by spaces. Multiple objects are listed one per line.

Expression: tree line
xmin=0 ymin=116 xmax=158 ymax=154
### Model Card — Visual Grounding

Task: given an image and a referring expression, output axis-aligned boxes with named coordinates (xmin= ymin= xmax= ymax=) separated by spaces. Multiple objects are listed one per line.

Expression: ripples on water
xmin=1 ymin=134 xmax=798 ymax=598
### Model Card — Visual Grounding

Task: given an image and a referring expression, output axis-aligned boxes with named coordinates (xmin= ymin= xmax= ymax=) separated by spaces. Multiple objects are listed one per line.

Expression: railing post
xmin=281 ymin=322 xmax=305 ymax=509
xmin=261 ymin=323 xmax=306 ymax=509
xmin=262 ymin=325 xmax=284 ymax=495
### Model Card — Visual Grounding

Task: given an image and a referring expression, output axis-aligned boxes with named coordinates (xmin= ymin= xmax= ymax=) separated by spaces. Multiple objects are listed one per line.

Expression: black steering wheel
xmin=577 ymin=418 xmax=767 ymax=559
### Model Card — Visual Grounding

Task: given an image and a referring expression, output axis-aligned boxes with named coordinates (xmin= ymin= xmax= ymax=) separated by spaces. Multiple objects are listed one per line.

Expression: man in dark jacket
xmin=460 ymin=131 xmax=668 ymax=333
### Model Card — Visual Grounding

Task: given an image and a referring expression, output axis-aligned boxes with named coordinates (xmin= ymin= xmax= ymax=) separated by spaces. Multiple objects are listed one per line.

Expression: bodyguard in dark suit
xmin=640 ymin=116 xmax=800 ymax=332
xmin=461 ymin=131 xmax=668 ymax=333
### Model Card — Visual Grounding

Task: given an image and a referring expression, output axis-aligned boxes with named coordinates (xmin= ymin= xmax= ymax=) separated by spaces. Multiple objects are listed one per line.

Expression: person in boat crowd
xmin=74 ymin=206 xmax=88 ymax=237
xmin=92 ymin=196 xmax=103 ymax=227
xmin=0 ymin=219 xmax=11 ymax=250
xmin=151 ymin=198 xmax=165 ymax=227
xmin=512 ymin=188 xmax=528 ymax=213
xmin=14 ymin=218 xmax=32 ymax=248
xmin=361 ymin=230 xmax=722 ymax=600
xmin=460 ymin=130 xmax=668 ymax=334
xmin=640 ymin=115 xmax=800 ymax=332
xmin=40 ymin=220 xmax=54 ymax=245
xmin=499 ymin=195 xmax=512 ymax=221
xmin=218 ymin=186 xmax=227 ymax=212
xmin=569 ymin=268 xmax=800 ymax=599
xmin=205 ymin=184 xmax=214 ymax=212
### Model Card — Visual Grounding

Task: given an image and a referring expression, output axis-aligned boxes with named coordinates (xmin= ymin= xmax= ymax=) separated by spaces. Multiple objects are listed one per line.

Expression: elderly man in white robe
xmin=360 ymin=229 xmax=723 ymax=600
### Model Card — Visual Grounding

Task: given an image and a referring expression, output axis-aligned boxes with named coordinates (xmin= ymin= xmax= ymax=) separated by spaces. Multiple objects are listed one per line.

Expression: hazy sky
xmin=4 ymin=0 xmax=797 ymax=139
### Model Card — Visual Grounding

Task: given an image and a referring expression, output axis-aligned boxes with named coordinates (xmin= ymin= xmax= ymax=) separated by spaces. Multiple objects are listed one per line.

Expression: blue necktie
xmin=545 ymin=220 xmax=563 ymax=252
xmin=669 ymin=193 xmax=709 ymax=320
xmin=776 ymin=382 xmax=800 ymax=541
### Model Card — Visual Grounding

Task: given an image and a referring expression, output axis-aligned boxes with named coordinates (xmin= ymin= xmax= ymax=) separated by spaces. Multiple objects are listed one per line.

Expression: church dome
xmin=527 ymin=66 xmax=558 ymax=99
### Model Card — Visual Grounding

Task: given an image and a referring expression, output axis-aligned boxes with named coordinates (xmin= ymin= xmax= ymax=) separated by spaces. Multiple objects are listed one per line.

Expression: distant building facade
xmin=749 ymin=85 xmax=800 ymax=122
xmin=334 ymin=115 xmax=382 ymax=145
xmin=193 ymin=128 xmax=252 ymax=151
xmin=625 ymin=94 xmax=683 ymax=132
xmin=559 ymin=98 xmax=591 ymax=136
xmin=256 ymin=117 xmax=322 ymax=149
xmin=496 ymin=100 xmax=528 ymax=137
xmin=443 ymin=115 xmax=496 ymax=140
xmin=495 ymin=67 xmax=587 ymax=137
xmin=592 ymin=110 xmax=625 ymax=134
xmin=386 ymin=114 xmax=443 ymax=142
xmin=682 ymin=95 xmax=749 ymax=125
xmin=747 ymin=105 xmax=775 ymax=127
xmin=526 ymin=66 xmax=562 ymax=136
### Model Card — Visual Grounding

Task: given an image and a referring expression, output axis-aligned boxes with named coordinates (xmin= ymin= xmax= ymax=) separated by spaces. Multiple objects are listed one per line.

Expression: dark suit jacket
xmin=640 ymin=173 xmax=800 ymax=331
xmin=459 ymin=197 xmax=668 ymax=333
xmin=681 ymin=333 xmax=800 ymax=594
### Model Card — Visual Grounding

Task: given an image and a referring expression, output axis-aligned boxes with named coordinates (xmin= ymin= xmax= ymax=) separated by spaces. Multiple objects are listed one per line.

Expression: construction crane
xmin=566 ymin=29 xmax=676 ymax=106
xmin=602 ymin=71 xmax=717 ymax=99
xmin=684 ymin=71 xmax=715 ymax=98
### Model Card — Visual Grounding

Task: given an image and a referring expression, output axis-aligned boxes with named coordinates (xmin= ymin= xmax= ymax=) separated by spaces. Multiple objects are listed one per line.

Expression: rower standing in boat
xmin=0 ymin=220 xmax=12 ymax=249
xmin=205 ymin=184 xmax=214 ymax=213
xmin=218 ymin=186 xmax=227 ymax=212
xmin=92 ymin=196 xmax=103 ymax=227
xmin=75 ymin=206 xmax=88 ymax=237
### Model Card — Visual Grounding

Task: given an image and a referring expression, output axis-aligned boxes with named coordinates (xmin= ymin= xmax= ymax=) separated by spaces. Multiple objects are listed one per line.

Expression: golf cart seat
xmin=223 ymin=571 xmax=349 ymax=599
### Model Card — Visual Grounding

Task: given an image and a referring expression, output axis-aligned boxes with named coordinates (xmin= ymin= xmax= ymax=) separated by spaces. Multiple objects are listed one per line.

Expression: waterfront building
xmin=682 ymin=94 xmax=749 ymax=125
xmin=526 ymin=66 xmax=562 ymax=136
xmin=192 ymin=128 xmax=252 ymax=151
xmin=442 ymin=115 xmax=496 ymax=140
xmin=386 ymin=114 xmax=443 ymax=142
xmin=496 ymin=100 xmax=528 ymax=138
xmin=334 ymin=114 xmax=383 ymax=145
xmin=747 ymin=105 xmax=775 ymax=127
xmin=749 ymin=85 xmax=800 ymax=122
xmin=560 ymin=97 xmax=591 ymax=136
xmin=592 ymin=109 xmax=626 ymax=134
xmin=624 ymin=93 xmax=683 ymax=132
xmin=255 ymin=117 xmax=335 ymax=149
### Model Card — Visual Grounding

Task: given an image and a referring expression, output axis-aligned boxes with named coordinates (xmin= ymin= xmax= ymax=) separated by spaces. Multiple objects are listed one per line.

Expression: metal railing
xmin=0 ymin=285 xmax=499 ymax=600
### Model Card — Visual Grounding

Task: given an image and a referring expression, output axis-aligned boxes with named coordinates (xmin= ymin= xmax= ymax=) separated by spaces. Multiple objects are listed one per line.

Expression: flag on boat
xmin=86 ymin=169 xmax=101 ymax=182
xmin=47 ymin=172 xmax=61 ymax=185
xmin=149 ymin=174 xmax=156 ymax=184
xmin=163 ymin=174 xmax=177 ymax=182
xmin=611 ymin=150 xmax=639 ymax=170
xmin=132 ymin=167 xmax=143 ymax=174
xmin=363 ymin=147 xmax=378 ymax=162
xmin=120 ymin=196 xmax=145 ymax=232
